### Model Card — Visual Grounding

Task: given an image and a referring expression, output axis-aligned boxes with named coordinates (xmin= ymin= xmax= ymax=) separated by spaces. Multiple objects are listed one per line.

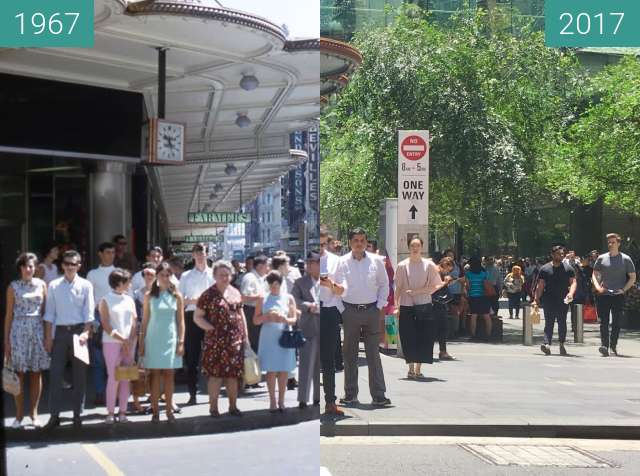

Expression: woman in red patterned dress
xmin=194 ymin=260 xmax=248 ymax=417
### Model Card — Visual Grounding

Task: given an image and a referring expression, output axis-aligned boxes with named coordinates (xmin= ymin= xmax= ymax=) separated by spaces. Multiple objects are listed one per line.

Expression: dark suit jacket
xmin=291 ymin=274 xmax=320 ymax=339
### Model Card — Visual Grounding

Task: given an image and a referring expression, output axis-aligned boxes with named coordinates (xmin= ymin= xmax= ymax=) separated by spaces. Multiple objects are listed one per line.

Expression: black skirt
xmin=398 ymin=305 xmax=436 ymax=364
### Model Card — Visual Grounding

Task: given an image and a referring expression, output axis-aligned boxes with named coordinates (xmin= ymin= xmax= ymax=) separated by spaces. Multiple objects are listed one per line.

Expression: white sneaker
xmin=11 ymin=419 xmax=23 ymax=429
xmin=31 ymin=417 xmax=43 ymax=428
xmin=118 ymin=414 xmax=128 ymax=423
xmin=104 ymin=415 xmax=115 ymax=425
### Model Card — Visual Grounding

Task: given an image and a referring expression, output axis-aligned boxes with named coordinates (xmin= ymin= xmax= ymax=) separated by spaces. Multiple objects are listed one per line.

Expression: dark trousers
xmin=184 ymin=310 xmax=204 ymax=396
xmin=434 ymin=303 xmax=448 ymax=353
xmin=90 ymin=310 xmax=106 ymax=395
xmin=320 ymin=306 xmax=340 ymax=404
xmin=596 ymin=294 xmax=624 ymax=349
xmin=490 ymin=287 xmax=500 ymax=314
xmin=49 ymin=325 xmax=88 ymax=417
xmin=398 ymin=305 xmax=435 ymax=363
xmin=507 ymin=293 xmax=521 ymax=318
xmin=335 ymin=313 xmax=343 ymax=370
xmin=243 ymin=305 xmax=261 ymax=354
xmin=543 ymin=302 xmax=569 ymax=345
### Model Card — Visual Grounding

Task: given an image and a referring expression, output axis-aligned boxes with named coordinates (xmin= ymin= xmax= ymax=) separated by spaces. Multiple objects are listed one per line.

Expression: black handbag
xmin=413 ymin=303 xmax=434 ymax=320
xmin=432 ymin=286 xmax=454 ymax=305
xmin=279 ymin=327 xmax=306 ymax=349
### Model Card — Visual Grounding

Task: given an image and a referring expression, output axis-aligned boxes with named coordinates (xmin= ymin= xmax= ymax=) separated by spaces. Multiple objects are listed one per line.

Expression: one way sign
xmin=398 ymin=130 xmax=429 ymax=226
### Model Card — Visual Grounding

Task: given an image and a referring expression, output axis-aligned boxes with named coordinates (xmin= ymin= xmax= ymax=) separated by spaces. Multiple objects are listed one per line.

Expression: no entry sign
xmin=401 ymin=135 xmax=428 ymax=161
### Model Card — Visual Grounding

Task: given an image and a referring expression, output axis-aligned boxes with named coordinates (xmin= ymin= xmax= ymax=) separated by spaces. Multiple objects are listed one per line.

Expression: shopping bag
xmin=243 ymin=344 xmax=261 ymax=386
xmin=531 ymin=304 xmax=541 ymax=324
xmin=3 ymin=360 xmax=21 ymax=396
xmin=583 ymin=304 xmax=597 ymax=322
xmin=384 ymin=315 xmax=398 ymax=345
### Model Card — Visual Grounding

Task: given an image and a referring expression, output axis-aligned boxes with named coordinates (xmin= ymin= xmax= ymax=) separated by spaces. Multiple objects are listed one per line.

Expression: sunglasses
xmin=63 ymin=261 xmax=80 ymax=267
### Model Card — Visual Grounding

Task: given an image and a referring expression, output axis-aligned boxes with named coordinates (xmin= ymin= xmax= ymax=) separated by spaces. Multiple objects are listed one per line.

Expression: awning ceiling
xmin=0 ymin=0 xmax=319 ymax=236
xmin=320 ymin=37 xmax=361 ymax=104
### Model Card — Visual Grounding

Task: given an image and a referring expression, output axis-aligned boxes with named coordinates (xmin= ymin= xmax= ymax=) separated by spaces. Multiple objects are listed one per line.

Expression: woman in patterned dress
xmin=3 ymin=252 xmax=51 ymax=429
xmin=194 ymin=260 xmax=248 ymax=417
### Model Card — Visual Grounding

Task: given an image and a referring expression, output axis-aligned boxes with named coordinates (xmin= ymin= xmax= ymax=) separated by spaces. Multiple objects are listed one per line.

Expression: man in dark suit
xmin=291 ymin=252 xmax=321 ymax=409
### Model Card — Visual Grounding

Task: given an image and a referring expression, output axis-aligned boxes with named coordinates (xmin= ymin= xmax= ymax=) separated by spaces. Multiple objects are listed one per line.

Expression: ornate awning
xmin=320 ymin=37 xmax=361 ymax=106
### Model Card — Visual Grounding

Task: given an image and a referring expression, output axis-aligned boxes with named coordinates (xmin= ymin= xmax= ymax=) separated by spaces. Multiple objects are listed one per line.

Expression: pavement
xmin=4 ymin=373 xmax=318 ymax=443
xmin=7 ymin=420 xmax=319 ymax=476
xmin=321 ymin=436 xmax=640 ymax=476
xmin=321 ymin=303 xmax=640 ymax=438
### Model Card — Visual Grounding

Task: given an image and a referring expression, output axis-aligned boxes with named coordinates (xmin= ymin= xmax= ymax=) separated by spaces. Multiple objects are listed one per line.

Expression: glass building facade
xmin=321 ymin=0 xmax=545 ymax=41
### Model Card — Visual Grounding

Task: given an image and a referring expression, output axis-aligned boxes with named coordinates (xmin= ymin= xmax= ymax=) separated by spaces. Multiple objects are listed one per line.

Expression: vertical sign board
xmin=307 ymin=125 xmax=320 ymax=243
xmin=397 ymin=130 xmax=429 ymax=263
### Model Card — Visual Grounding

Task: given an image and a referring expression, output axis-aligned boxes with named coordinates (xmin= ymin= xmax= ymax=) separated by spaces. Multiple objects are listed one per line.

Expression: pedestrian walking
xmin=433 ymin=256 xmax=458 ymax=361
xmin=534 ymin=245 xmax=576 ymax=356
xmin=178 ymin=243 xmax=214 ymax=405
xmin=99 ymin=269 xmax=137 ymax=424
xmin=463 ymin=256 xmax=492 ymax=340
xmin=592 ymin=233 xmax=636 ymax=356
xmin=333 ymin=227 xmax=391 ymax=407
xmin=194 ymin=260 xmax=247 ymax=418
xmin=86 ymin=242 xmax=117 ymax=406
xmin=318 ymin=228 xmax=344 ymax=416
xmin=394 ymin=236 xmax=445 ymax=379
xmin=253 ymin=271 xmax=298 ymax=412
xmin=4 ymin=253 xmax=50 ymax=429
xmin=291 ymin=252 xmax=321 ymax=408
xmin=503 ymin=265 xmax=525 ymax=319
xmin=484 ymin=257 xmax=501 ymax=316
xmin=43 ymin=250 xmax=94 ymax=430
xmin=139 ymin=262 xmax=185 ymax=423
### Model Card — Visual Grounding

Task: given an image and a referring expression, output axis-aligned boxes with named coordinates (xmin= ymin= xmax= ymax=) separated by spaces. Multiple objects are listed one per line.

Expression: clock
xmin=147 ymin=118 xmax=185 ymax=164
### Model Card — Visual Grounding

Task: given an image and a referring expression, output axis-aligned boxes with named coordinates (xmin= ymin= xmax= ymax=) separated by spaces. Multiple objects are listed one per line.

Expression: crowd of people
xmin=4 ymin=237 xmax=323 ymax=430
xmin=318 ymin=227 xmax=637 ymax=415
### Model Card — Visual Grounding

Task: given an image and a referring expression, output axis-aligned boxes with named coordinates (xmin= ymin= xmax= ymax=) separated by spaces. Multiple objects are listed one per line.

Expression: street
xmin=7 ymin=421 xmax=319 ymax=476
xmin=321 ymin=436 xmax=640 ymax=476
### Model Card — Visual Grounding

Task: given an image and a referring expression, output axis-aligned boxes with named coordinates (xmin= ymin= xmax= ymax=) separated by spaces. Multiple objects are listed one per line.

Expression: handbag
xmin=115 ymin=364 xmax=140 ymax=382
xmin=279 ymin=326 xmax=306 ymax=349
xmin=3 ymin=359 xmax=21 ymax=396
xmin=130 ymin=358 xmax=147 ymax=397
xmin=243 ymin=344 xmax=261 ymax=385
xmin=531 ymin=304 xmax=541 ymax=324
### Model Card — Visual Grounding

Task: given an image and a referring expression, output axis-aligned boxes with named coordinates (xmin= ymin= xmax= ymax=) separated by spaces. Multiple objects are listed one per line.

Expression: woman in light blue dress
xmin=139 ymin=262 xmax=185 ymax=423
xmin=254 ymin=271 xmax=298 ymax=412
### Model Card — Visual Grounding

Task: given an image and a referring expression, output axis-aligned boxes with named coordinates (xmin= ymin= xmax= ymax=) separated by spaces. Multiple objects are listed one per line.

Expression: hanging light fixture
xmin=225 ymin=163 xmax=238 ymax=176
xmin=235 ymin=112 xmax=251 ymax=128
xmin=239 ymin=73 xmax=259 ymax=91
xmin=209 ymin=192 xmax=218 ymax=200
xmin=214 ymin=183 xmax=223 ymax=192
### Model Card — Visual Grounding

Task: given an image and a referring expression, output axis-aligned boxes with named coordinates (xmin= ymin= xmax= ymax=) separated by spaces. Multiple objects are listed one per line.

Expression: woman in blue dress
xmin=139 ymin=262 xmax=185 ymax=423
xmin=254 ymin=270 xmax=298 ymax=412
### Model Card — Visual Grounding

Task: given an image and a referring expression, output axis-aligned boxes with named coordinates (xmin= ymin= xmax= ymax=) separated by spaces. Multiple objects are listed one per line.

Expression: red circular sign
xmin=401 ymin=135 xmax=427 ymax=161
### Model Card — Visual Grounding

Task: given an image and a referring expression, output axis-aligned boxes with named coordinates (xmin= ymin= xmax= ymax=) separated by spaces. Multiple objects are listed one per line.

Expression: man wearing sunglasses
xmin=43 ymin=250 xmax=95 ymax=430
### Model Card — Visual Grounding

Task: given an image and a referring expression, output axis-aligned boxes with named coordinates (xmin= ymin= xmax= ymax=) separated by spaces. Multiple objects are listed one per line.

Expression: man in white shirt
xmin=86 ymin=242 xmax=116 ymax=406
xmin=130 ymin=246 xmax=164 ymax=293
xmin=178 ymin=243 xmax=214 ymax=404
xmin=332 ymin=227 xmax=391 ymax=407
xmin=318 ymin=229 xmax=345 ymax=415
xmin=241 ymin=255 xmax=268 ymax=354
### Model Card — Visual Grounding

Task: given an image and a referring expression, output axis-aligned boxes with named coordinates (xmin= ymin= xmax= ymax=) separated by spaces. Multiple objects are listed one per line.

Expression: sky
xmin=220 ymin=0 xmax=319 ymax=39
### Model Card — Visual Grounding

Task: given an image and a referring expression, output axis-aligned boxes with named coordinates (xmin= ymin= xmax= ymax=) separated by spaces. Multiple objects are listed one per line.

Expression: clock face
xmin=156 ymin=121 xmax=184 ymax=162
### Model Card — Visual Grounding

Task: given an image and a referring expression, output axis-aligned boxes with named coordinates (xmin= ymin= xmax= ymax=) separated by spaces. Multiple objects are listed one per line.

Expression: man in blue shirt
xmin=43 ymin=250 xmax=94 ymax=430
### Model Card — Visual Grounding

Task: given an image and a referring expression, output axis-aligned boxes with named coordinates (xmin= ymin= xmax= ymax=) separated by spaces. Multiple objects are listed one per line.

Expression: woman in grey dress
xmin=3 ymin=252 xmax=50 ymax=429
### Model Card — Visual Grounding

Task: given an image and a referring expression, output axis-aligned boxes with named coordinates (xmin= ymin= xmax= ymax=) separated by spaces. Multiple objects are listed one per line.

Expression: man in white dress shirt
xmin=241 ymin=255 xmax=269 ymax=354
xmin=318 ymin=228 xmax=345 ymax=415
xmin=178 ymin=243 xmax=214 ymax=405
xmin=86 ymin=242 xmax=116 ymax=406
xmin=332 ymin=227 xmax=391 ymax=406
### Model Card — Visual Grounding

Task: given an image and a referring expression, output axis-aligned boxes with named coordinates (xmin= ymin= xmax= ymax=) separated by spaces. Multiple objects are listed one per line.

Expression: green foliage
xmin=321 ymin=5 xmax=586 ymax=240
xmin=538 ymin=56 xmax=640 ymax=213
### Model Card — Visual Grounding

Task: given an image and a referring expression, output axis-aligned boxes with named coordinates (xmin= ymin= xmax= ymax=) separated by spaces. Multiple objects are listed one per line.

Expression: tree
xmin=321 ymin=5 xmax=585 ymax=247
xmin=538 ymin=56 xmax=640 ymax=214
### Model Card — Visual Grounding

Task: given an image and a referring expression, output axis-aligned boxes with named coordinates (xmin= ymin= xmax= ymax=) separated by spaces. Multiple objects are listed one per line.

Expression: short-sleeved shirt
xmin=594 ymin=252 xmax=636 ymax=291
xmin=538 ymin=262 xmax=575 ymax=304
xmin=101 ymin=291 xmax=137 ymax=344
xmin=466 ymin=270 xmax=488 ymax=298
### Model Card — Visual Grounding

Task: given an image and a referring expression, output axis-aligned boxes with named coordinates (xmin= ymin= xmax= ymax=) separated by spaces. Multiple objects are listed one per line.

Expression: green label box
xmin=0 ymin=0 xmax=94 ymax=47
xmin=545 ymin=0 xmax=640 ymax=47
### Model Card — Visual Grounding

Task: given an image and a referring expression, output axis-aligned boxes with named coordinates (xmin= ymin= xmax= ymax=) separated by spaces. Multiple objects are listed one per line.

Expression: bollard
xmin=574 ymin=303 xmax=584 ymax=343
xmin=523 ymin=303 xmax=532 ymax=346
